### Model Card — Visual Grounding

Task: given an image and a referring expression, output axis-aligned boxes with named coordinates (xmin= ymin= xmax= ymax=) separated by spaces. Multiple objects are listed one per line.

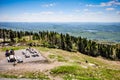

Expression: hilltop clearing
xmin=0 ymin=46 xmax=120 ymax=80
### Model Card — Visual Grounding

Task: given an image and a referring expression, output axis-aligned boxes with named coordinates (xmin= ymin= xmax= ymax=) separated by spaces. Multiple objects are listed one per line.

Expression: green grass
xmin=57 ymin=55 xmax=67 ymax=62
xmin=36 ymin=47 xmax=50 ymax=52
xmin=0 ymin=72 xmax=50 ymax=80
xmin=51 ymin=65 xmax=79 ymax=74
xmin=100 ymin=69 xmax=120 ymax=80
xmin=48 ymin=54 xmax=67 ymax=62
xmin=49 ymin=54 xmax=56 ymax=59
xmin=50 ymin=65 xmax=101 ymax=80
xmin=50 ymin=64 xmax=120 ymax=80
xmin=64 ymin=75 xmax=99 ymax=80
xmin=0 ymin=73 xmax=18 ymax=78
xmin=35 ymin=47 xmax=120 ymax=80
xmin=22 ymin=72 xmax=50 ymax=80
xmin=0 ymin=46 xmax=26 ymax=51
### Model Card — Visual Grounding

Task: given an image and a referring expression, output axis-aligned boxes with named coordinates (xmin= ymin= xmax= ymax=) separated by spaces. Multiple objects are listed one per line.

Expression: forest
xmin=0 ymin=28 xmax=120 ymax=60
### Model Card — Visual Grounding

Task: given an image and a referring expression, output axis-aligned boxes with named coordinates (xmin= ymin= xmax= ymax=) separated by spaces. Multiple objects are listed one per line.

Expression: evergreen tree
xmin=90 ymin=41 xmax=99 ymax=57
xmin=17 ymin=31 xmax=22 ymax=39
xmin=78 ymin=37 xmax=84 ymax=53
xmin=9 ymin=30 xmax=15 ymax=42
xmin=65 ymin=34 xmax=72 ymax=51
xmin=33 ymin=32 xmax=40 ymax=40
xmin=60 ymin=33 xmax=65 ymax=50
xmin=2 ymin=29 xmax=6 ymax=42
xmin=116 ymin=48 xmax=120 ymax=59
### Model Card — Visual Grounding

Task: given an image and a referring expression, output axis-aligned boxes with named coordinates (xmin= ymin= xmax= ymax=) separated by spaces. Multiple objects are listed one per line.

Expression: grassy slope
xmin=0 ymin=46 xmax=120 ymax=80
xmin=36 ymin=47 xmax=120 ymax=80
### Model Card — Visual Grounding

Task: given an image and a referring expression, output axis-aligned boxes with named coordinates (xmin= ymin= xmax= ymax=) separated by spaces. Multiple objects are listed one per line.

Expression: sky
xmin=0 ymin=0 xmax=120 ymax=22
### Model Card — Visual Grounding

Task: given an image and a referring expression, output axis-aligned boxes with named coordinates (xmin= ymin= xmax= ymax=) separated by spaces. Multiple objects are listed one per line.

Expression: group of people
xmin=5 ymin=49 xmax=16 ymax=62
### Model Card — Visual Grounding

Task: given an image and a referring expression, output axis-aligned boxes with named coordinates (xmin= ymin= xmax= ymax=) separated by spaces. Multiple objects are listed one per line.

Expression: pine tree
xmin=60 ymin=33 xmax=65 ymax=50
xmin=65 ymin=34 xmax=72 ymax=51
xmin=78 ymin=37 xmax=84 ymax=53
xmin=17 ymin=31 xmax=22 ymax=39
xmin=90 ymin=41 xmax=98 ymax=57
xmin=9 ymin=30 xmax=15 ymax=42
xmin=2 ymin=29 xmax=6 ymax=42
xmin=116 ymin=48 xmax=120 ymax=59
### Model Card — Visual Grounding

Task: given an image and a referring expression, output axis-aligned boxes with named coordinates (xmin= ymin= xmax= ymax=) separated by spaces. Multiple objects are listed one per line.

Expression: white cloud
xmin=74 ymin=9 xmax=80 ymax=12
xmin=86 ymin=0 xmax=120 ymax=7
xmin=106 ymin=8 xmax=115 ymax=11
xmin=100 ymin=2 xmax=112 ymax=7
xmin=84 ymin=9 xmax=89 ymax=12
xmin=100 ymin=0 xmax=120 ymax=7
xmin=40 ymin=11 xmax=54 ymax=15
xmin=41 ymin=3 xmax=56 ymax=7
xmin=97 ymin=11 xmax=104 ymax=14
xmin=86 ymin=4 xmax=93 ymax=7
xmin=86 ymin=4 xmax=98 ymax=7
xmin=102 ymin=0 xmax=120 ymax=6
xmin=116 ymin=11 xmax=120 ymax=14
xmin=24 ymin=11 xmax=54 ymax=16
xmin=58 ymin=11 xmax=64 ymax=14
xmin=82 ymin=11 xmax=103 ymax=16
xmin=0 ymin=11 xmax=120 ymax=22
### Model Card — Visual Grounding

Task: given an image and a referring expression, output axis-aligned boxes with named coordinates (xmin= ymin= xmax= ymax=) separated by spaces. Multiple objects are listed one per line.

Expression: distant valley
xmin=0 ymin=22 xmax=120 ymax=42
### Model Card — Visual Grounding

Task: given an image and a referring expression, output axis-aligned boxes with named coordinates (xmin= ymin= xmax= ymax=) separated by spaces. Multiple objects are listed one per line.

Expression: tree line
xmin=0 ymin=28 xmax=120 ymax=60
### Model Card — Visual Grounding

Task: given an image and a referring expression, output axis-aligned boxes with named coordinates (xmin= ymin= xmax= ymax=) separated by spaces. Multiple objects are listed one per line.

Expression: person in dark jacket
xmin=5 ymin=50 xmax=10 ymax=57
xmin=5 ymin=50 xmax=10 ymax=62
xmin=10 ymin=49 xmax=15 ymax=55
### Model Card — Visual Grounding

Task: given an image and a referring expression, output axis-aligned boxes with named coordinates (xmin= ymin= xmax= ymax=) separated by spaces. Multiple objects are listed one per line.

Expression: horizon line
xmin=0 ymin=21 xmax=120 ymax=23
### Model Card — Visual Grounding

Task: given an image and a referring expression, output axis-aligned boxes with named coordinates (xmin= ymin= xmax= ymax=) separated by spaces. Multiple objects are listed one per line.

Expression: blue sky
xmin=0 ymin=0 xmax=120 ymax=22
